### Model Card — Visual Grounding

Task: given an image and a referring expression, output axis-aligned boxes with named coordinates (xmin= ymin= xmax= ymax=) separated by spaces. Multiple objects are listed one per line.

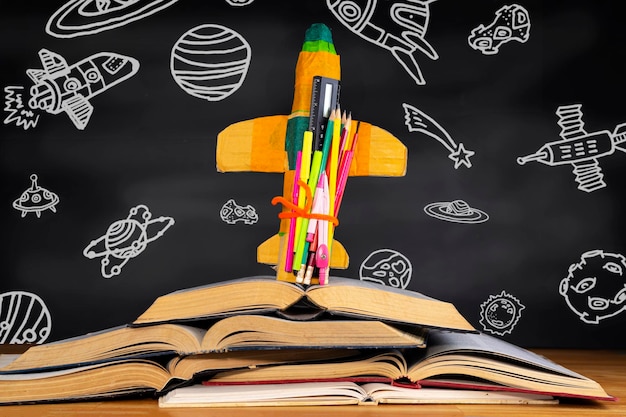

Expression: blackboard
xmin=1 ymin=0 xmax=624 ymax=349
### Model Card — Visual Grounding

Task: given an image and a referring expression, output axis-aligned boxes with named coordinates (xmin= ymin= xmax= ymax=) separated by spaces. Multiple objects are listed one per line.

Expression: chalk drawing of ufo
xmin=46 ymin=0 xmax=180 ymax=38
xmin=83 ymin=204 xmax=174 ymax=278
xmin=424 ymin=199 xmax=489 ymax=224
xmin=13 ymin=174 xmax=60 ymax=218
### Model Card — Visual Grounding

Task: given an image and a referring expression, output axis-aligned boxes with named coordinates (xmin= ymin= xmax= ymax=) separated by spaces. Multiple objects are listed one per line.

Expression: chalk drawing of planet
xmin=46 ymin=0 xmax=180 ymax=38
xmin=170 ymin=24 xmax=251 ymax=101
xmin=83 ymin=204 xmax=175 ymax=278
xmin=359 ymin=249 xmax=413 ymax=289
xmin=0 ymin=291 xmax=52 ymax=344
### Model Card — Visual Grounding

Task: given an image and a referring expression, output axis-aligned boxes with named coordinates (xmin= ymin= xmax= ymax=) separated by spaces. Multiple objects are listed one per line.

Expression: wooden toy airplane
xmin=216 ymin=23 xmax=407 ymax=282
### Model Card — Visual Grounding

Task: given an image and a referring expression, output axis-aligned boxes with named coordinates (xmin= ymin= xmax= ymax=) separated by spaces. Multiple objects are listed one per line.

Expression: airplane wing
xmin=217 ymin=115 xmax=290 ymax=173
xmin=257 ymin=234 xmax=348 ymax=270
xmin=216 ymin=116 xmax=407 ymax=177
xmin=62 ymin=94 xmax=94 ymax=130
xmin=556 ymin=104 xmax=587 ymax=140
xmin=38 ymin=49 xmax=69 ymax=76
xmin=26 ymin=49 xmax=69 ymax=84
xmin=26 ymin=69 xmax=48 ymax=83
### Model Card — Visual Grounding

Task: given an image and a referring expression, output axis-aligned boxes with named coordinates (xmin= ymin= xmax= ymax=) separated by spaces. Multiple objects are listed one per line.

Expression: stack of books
xmin=0 ymin=277 xmax=614 ymax=406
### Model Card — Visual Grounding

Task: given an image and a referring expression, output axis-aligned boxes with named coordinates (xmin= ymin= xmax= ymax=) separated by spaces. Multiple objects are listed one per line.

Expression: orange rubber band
xmin=271 ymin=180 xmax=339 ymax=226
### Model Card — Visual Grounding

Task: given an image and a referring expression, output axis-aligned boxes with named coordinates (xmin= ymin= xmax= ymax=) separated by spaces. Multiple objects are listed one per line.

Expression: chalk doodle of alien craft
xmin=0 ymin=291 xmax=52 ymax=344
xmin=83 ymin=204 xmax=175 ymax=278
xmin=217 ymin=23 xmax=408 ymax=283
xmin=327 ymin=0 xmax=438 ymax=85
xmin=518 ymin=104 xmax=626 ymax=193
xmin=220 ymin=199 xmax=259 ymax=225
xmin=171 ymin=24 xmax=251 ymax=102
xmin=479 ymin=290 xmax=525 ymax=336
xmin=468 ymin=4 xmax=531 ymax=55
xmin=359 ymin=248 xmax=412 ymax=289
xmin=4 ymin=86 xmax=40 ymax=130
xmin=559 ymin=249 xmax=626 ymax=324
xmin=12 ymin=174 xmax=60 ymax=218
xmin=402 ymin=103 xmax=475 ymax=169
xmin=26 ymin=49 xmax=139 ymax=130
xmin=46 ymin=0 xmax=181 ymax=38
xmin=424 ymin=199 xmax=488 ymax=224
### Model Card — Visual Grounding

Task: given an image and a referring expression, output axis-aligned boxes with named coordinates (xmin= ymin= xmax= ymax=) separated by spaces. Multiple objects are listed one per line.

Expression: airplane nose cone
xmin=304 ymin=23 xmax=334 ymax=46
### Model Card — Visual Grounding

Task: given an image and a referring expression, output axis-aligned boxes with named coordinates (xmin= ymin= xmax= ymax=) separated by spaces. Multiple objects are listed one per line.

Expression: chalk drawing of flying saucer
xmin=83 ymin=204 xmax=175 ymax=278
xmin=46 ymin=0 xmax=180 ymax=38
xmin=424 ymin=199 xmax=489 ymax=224
xmin=13 ymin=174 xmax=60 ymax=218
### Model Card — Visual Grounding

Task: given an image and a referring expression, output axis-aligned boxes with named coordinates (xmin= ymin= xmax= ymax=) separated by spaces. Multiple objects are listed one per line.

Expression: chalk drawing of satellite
xmin=517 ymin=104 xmax=626 ymax=193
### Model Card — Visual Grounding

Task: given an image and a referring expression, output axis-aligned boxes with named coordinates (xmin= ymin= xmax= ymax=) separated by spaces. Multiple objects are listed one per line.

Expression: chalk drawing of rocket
xmin=327 ymin=0 xmax=438 ymax=85
xmin=518 ymin=104 xmax=626 ymax=193
xmin=26 ymin=49 xmax=140 ymax=130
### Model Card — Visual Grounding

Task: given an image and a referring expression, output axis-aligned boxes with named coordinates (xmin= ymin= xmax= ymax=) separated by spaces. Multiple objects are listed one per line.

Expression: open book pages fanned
xmin=132 ymin=276 xmax=476 ymax=332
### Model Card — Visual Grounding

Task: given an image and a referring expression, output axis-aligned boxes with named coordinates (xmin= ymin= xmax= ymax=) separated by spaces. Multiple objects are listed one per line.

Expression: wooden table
xmin=1 ymin=349 xmax=625 ymax=416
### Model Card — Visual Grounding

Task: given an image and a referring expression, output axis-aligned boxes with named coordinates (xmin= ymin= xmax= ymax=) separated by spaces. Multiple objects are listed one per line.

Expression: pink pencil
xmin=284 ymin=151 xmax=302 ymax=272
xmin=334 ymin=122 xmax=360 ymax=215
xmin=334 ymin=150 xmax=353 ymax=215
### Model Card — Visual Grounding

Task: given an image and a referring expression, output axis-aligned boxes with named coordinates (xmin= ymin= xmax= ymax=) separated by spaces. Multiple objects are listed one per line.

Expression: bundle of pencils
xmin=280 ymin=108 xmax=359 ymax=285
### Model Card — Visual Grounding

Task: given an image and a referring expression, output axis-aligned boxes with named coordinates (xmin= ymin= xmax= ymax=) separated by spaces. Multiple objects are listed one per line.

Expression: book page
xmin=423 ymin=330 xmax=589 ymax=379
xmin=159 ymin=381 xmax=367 ymax=406
xmin=362 ymin=383 xmax=558 ymax=404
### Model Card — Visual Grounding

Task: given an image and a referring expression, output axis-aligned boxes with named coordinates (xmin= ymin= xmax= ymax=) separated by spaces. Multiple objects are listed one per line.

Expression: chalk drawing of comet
xmin=402 ymin=102 xmax=475 ymax=169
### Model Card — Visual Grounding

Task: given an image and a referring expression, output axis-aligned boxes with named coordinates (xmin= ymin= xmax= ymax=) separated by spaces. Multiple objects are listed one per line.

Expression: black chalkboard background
xmin=1 ymin=0 xmax=624 ymax=348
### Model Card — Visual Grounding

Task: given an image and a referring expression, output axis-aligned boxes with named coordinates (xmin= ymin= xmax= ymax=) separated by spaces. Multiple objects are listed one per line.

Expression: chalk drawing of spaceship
xmin=12 ymin=174 xmax=60 ymax=218
xmin=217 ymin=23 xmax=408 ymax=282
xmin=83 ymin=204 xmax=175 ymax=278
xmin=518 ymin=104 xmax=626 ymax=193
xmin=26 ymin=49 xmax=139 ymax=130
xmin=327 ymin=0 xmax=438 ymax=85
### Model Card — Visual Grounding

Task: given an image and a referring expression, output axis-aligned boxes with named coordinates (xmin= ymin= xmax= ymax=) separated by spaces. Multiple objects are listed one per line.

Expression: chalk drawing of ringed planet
xmin=83 ymin=204 xmax=174 ymax=278
xmin=424 ymin=199 xmax=489 ymax=224
xmin=171 ymin=24 xmax=251 ymax=101
xmin=46 ymin=0 xmax=180 ymax=38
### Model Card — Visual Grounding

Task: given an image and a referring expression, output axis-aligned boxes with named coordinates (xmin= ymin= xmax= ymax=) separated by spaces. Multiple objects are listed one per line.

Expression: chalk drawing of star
xmin=448 ymin=143 xmax=475 ymax=169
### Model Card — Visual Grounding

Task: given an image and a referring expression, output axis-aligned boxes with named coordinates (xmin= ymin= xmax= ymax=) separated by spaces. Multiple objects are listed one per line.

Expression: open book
xmin=0 ymin=349 xmax=358 ymax=405
xmin=133 ymin=276 xmax=475 ymax=332
xmin=0 ymin=315 xmax=424 ymax=373
xmin=202 ymin=329 xmax=614 ymax=401
xmin=158 ymin=381 xmax=558 ymax=407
